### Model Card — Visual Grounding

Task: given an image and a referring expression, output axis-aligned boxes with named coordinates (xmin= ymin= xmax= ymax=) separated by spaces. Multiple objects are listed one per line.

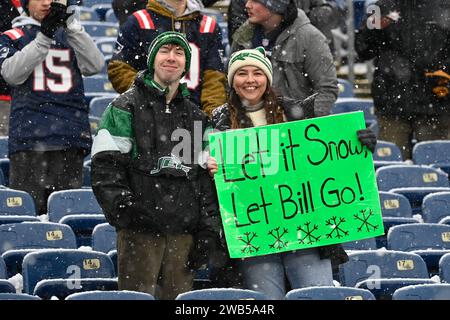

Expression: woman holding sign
xmin=207 ymin=47 xmax=377 ymax=300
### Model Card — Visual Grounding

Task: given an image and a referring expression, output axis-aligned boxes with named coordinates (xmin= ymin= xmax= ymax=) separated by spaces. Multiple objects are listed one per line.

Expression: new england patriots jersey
xmin=0 ymin=25 xmax=92 ymax=155
xmin=112 ymin=7 xmax=225 ymax=106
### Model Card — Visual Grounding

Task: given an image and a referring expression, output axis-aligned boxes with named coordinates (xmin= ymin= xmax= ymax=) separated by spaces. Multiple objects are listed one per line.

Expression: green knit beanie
xmin=146 ymin=31 xmax=192 ymax=77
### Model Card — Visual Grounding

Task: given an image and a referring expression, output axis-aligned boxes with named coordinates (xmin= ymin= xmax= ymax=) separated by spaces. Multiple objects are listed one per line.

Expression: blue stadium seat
xmin=107 ymin=249 xmax=117 ymax=275
xmin=377 ymin=165 xmax=450 ymax=214
xmin=81 ymin=22 xmax=118 ymax=39
xmin=373 ymin=141 xmax=403 ymax=169
xmin=0 ymin=293 xmax=41 ymax=300
xmin=83 ymin=75 xmax=116 ymax=103
xmin=22 ymin=249 xmax=116 ymax=299
xmin=0 ymin=256 xmax=6 ymax=278
xmin=439 ymin=216 xmax=450 ymax=226
xmin=413 ymin=140 xmax=450 ymax=176
xmin=285 ymin=286 xmax=375 ymax=300
xmin=0 ymin=222 xmax=77 ymax=277
xmin=0 ymin=189 xmax=38 ymax=225
xmin=104 ymin=8 xmax=118 ymax=23
xmin=378 ymin=217 xmax=419 ymax=249
xmin=176 ymin=288 xmax=269 ymax=300
xmin=66 ymin=290 xmax=155 ymax=300
xmin=392 ymin=284 xmax=450 ymax=300
xmin=421 ymin=192 xmax=450 ymax=223
xmin=78 ymin=6 xmax=99 ymax=21
xmin=47 ymin=189 xmax=106 ymax=246
xmin=89 ymin=115 xmax=101 ymax=135
xmin=336 ymin=79 xmax=355 ymax=98
xmin=440 ymin=253 xmax=450 ymax=283
xmin=377 ymin=165 xmax=449 ymax=191
xmin=91 ymin=223 xmax=116 ymax=253
xmin=342 ymin=237 xmax=377 ymax=251
xmin=0 ymin=137 xmax=8 ymax=158
xmin=339 ymin=250 xmax=434 ymax=299
xmin=0 ymin=158 xmax=9 ymax=186
xmin=89 ymin=96 xmax=116 ymax=118
xmin=91 ymin=3 xmax=113 ymax=20
xmin=95 ymin=37 xmax=116 ymax=57
xmin=0 ymin=280 xmax=15 ymax=293
xmin=379 ymin=191 xmax=412 ymax=218
xmin=387 ymin=223 xmax=450 ymax=276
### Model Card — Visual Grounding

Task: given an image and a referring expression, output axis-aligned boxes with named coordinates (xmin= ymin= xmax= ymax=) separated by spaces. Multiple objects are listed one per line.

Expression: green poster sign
xmin=209 ymin=111 xmax=384 ymax=258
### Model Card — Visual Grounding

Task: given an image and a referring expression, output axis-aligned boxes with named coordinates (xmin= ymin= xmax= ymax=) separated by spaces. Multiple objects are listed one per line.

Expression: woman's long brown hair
xmin=228 ymin=86 xmax=285 ymax=129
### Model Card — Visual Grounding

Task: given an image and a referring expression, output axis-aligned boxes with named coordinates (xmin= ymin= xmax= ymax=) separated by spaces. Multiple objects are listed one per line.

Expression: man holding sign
xmin=208 ymin=48 xmax=379 ymax=299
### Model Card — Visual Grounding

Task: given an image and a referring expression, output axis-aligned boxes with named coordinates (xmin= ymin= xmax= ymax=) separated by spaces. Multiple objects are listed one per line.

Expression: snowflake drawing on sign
xmin=354 ymin=209 xmax=379 ymax=232
xmin=297 ymin=222 xmax=321 ymax=244
xmin=238 ymin=232 xmax=260 ymax=254
xmin=325 ymin=216 xmax=349 ymax=239
xmin=268 ymin=227 xmax=289 ymax=250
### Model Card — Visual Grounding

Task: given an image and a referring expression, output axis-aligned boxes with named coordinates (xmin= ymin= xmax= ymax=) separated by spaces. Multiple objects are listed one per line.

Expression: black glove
xmin=188 ymin=232 xmax=228 ymax=270
xmin=40 ymin=2 xmax=67 ymax=38
xmin=357 ymin=128 xmax=377 ymax=153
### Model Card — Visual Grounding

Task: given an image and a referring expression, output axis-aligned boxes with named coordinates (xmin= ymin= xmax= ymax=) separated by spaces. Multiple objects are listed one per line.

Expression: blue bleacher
xmin=332 ymin=98 xmax=378 ymax=135
xmin=413 ymin=140 xmax=450 ymax=176
xmin=176 ymin=288 xmax=269 ymax=300
xmin=440 ymin=216 xmax=450 ymax=226
xmin=83 ymin=75 xmax=117 ymax=104
xmin=22 ymin=249 xmax=116 ymax=299
xmin=89 ymin=96 xmax=116 ymax=118
xmin=91 ymin=223 xmax=116 ymax=253
xmin=440 ymin=253 xmax=450 ymax=283
xmin=81 ymin=22 xmax=118 ymax=40
xmin=392 ymin=284 xmax=450 ymax=300
xmin=66 ymin=290 xmax=155 ymax=300
xmin=339 ymin=250 xmax=434 ymax=299
xmin=0 ymin=222 xmax=77 ymax=277
xmin=0 ymin=293 xmax=41 ymax=300
xmin=0 ymin=189 xmax=39 ymax=225
xmin=387 ymin=224 xmax=450 ymax=276
xmin=379 ymin=191 xmax=412 ymax=218
xmin=373 ymin=140 xmax=403 ymax=169
xmin=285 ymin=286 xmax=375 ymax=300
xmin=95 ymin=37 xmax=117 ymax=57
xmin=421 ymin=192 xmax=450 ymax=223
xmin=336 ymin=79 xmax=355 ymax=98
xmin=0 ymin=280 xmax=15 ymax=294
xmin=47 ymin=189 xmax=106 ymax=246
xmin=104 ymin=8 xmax=118 ymax=23
xmin=78 ymin=6 xmax=99 ymax=21
xmin=341 ymin=237 xmax=377 ymax=251
xmin=0 ymin=137 xmax=8 ymax=159
xmin=0 ymin=159 xmax=9 ymax=186
xmin=0 ymin=256 xmax=6 ymax=278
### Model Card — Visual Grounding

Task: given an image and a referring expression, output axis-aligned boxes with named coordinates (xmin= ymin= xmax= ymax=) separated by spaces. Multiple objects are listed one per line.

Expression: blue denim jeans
xmin=239 ymin=248 xmax=333 ymax=300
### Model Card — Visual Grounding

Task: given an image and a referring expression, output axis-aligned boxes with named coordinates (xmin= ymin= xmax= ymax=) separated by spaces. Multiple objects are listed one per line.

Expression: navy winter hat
xmin=255 ymin=0 xmax=290 ymax=14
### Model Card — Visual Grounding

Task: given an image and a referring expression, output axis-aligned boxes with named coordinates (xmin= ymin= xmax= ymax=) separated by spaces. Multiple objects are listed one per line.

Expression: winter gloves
xmin=357 ymin=128 xmax=377 ymax=153
xmin=40 ymin=2 xmax=67 ymax=39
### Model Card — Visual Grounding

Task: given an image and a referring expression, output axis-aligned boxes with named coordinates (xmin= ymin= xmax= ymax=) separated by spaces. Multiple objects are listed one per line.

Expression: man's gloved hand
xmin=40 ymin=2 xmax=67 ymax=38
xmin=357 ymin=128 xmax=377 ymax=153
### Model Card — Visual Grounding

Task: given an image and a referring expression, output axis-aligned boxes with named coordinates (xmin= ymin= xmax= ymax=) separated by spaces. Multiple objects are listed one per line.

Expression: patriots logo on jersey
xmin=0 ymin=47 xmax=9 ymax=59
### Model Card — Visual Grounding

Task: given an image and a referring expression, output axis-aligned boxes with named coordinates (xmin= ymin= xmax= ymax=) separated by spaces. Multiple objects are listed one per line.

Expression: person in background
xmin=232 ymin=0 xmax=338 ymax=118
xmin=108 ymin=0 xmax=227 ymax=116
xmin=0 ymin=0 xmax=20 ymax=136
xmin=356 ymin=0 xmax=450 ymax=160
xmin=0 ymin=0 xmax=104 ymax=214
xmin=207 ymin=47 xmax=376 ymax=299
xmin=92 ymin=32 xmax=224 ymax=299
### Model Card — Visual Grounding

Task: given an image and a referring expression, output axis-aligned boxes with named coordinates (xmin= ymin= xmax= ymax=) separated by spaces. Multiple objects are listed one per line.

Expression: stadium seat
xmin=176 ymin=288 xmax=269 ymax=300
xmin=91 ymin=3 xmax=113 ymax=20
xmin=78 ymin=6 xmax=99 ymax=21
xmin=0 ymin=158 xmax=9 ymax=186
xmin=107 ymin=249 xmax=117 ymax=275
xmin=341 ymin=237 xmax=377 ymax=251
xmin=89 ymin=96 xmax=116 ymax=118
xmin=0 ymin=137 xmax=8 ymax=158
xmin=0 ymin=293 xmax=41 ymax=300
xmin=338 ymin=250 xmax=434 ymax=299
xmin=336 ymin=79 xmax=354 ymax=98
xmin=0 ymin=189 xmax=38 ymax=225
xmin=387 ymin=224 xmax=450 ymax=276
xmin=104 ymin=8 xmax=118 ymax=23
xmin=91 ymin=223 xmax=116 ymax=253
xmin=0 ymin=256 xmax=6 ymax=278
xmin=439 ymin=216 xmax=450 ymax=226
xmin=0 ymin=280 xmax=15 ymax=293
xmin=0 ymin=222 xmax=77 ymax=277
xmin=66 ymin=290 xmax=155 ymax=300
xmin=373 ymin=141 xmax=403 ymax=169
xmin=95 ymin=37 xmax=116 ymax=57
xmin=377 ymin=165 xmax=450 ymax=214
xmin=392 ymin=284 xmax=450 ymax=300
xmin=379 ymin=191 xmax=412 ymax=218
xmin=332 ymin=98 xmax=378 ymax=135
xmin=22 ymin=249 xmax=116 ymax=299
xmin=47 ymin=189 xmax=106 ymax=246
xmin=421 ymin=192 xmax=450 ymax=223
xmin=285 ymin=286 xmax=375 ymax=300
xmin=440 ymin=253 xmax=450 ymax=283
xmin=81 ymin=22 xmax=118 ymax=39
xmin=413 ymin=140 xmax=450 ymax=176
xmin=83 ymin=75 xmax=116 ymax=103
